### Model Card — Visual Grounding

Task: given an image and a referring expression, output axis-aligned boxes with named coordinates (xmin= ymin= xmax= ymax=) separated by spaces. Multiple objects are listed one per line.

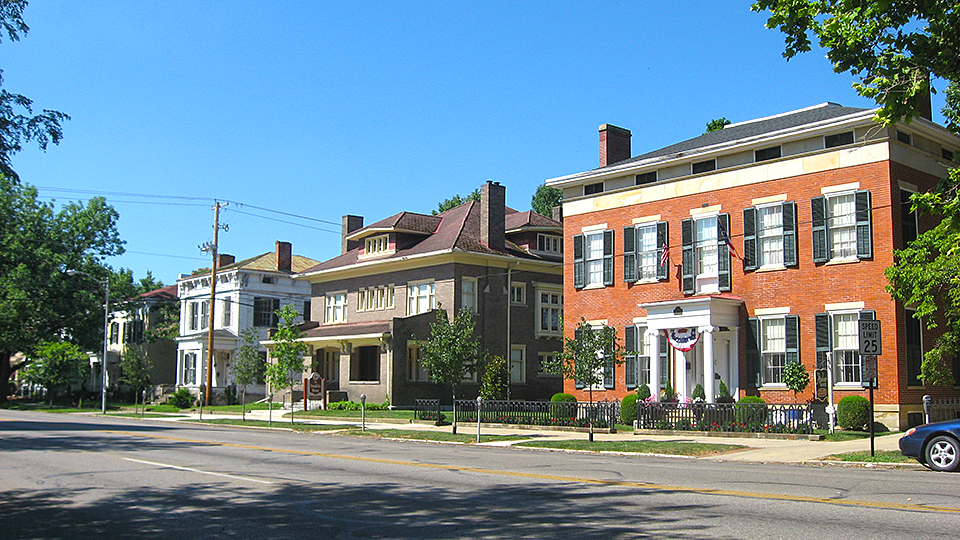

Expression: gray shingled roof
xmin=610 ymin=103 xmax=873 ymax=168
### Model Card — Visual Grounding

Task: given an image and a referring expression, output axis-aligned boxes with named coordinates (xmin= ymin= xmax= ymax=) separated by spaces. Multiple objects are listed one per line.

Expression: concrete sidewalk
xmin=154 ymin=408 xmax=912 ymax=467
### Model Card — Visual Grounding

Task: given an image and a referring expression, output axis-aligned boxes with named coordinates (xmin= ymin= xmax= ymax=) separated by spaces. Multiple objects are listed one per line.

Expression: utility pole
xmin=200 ymin=201 xmax=228 ymax=406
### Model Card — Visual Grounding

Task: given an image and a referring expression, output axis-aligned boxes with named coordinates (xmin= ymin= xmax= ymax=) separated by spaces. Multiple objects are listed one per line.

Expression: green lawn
xmin=296 ymin=408 xmax=417 ymax=420
xmin=347 ymin=429 xmax=526 ymax=444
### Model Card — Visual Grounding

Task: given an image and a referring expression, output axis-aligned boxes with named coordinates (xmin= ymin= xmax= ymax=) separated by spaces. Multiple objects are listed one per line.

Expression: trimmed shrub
xmin=621 ymin=394 xmax=639 ymax=425
xmin=550 ymin=392 xmax=577 ymax=419
xmin=734 ymin=396 xmax=767 ymax=426
xmin=661 ymin=381 xmax=677 ymax=402
xmin=837 ymin=395 xmax=871 ymax=431
xmin=691 ymin=383 xmax=706 ymax=402
xmin=168 ymin=388 xmax=195 ymax=409
xmin=716 ymin=380 xmax=734 ymax=403
xmin=636 ymin=383 xmax=651 ymax=401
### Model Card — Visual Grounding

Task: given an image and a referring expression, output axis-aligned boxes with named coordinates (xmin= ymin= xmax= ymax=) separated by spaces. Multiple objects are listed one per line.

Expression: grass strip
xmin=345 ymin=428 xmax=526 ymax=444
xmin=187 ymin=418 xmax=355 ymax=431
xmin=821 ymin=450 xmax=914 ymax=463
xmin=516 ymin=439 xmax=747 ymax=456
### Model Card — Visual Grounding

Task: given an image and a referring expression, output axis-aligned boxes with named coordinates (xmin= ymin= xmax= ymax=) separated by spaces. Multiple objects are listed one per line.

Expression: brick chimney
xmin=342 ymin=215 xmax=364 ymax=254
xmin=276 ymin=241 xmax=292 ymax=272
xmin=599 ymin=124 xmax=631 ymax=167
xmin=481 ymin=181 xmax=505 ymax=252
xmin=916 ymin=74 xmax=933 ymax=121
xmin=218 ymin=254 xmax=235 ymax=268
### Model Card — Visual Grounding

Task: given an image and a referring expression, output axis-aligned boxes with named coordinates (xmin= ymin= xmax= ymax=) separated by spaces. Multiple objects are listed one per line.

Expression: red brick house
xmin=545 ymin=103 xmax=960 ymax=430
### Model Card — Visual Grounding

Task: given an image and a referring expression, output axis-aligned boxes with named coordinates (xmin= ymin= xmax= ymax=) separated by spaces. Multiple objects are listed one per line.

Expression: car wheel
xmin=925 ymin=435 xmax=960 ymax=472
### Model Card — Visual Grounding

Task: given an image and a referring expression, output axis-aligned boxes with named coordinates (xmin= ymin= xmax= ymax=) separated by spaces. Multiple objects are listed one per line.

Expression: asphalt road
xmin=1 ymin=409 xmax=958 ymax=539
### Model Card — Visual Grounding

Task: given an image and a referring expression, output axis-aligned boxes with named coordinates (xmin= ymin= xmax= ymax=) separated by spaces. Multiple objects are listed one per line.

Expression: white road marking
xmin=122 ymin=457 xmax=275 ymax=485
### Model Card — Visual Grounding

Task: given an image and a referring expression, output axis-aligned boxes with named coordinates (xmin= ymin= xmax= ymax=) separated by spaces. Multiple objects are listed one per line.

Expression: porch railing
xmin=637 ymin=402 xmax=815 ymax=434
xmin=923 ymin=396 xmax=960 ymax=424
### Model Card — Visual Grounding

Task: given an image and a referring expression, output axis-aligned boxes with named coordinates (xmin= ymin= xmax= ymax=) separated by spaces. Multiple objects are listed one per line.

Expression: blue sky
xmin=5 ymin=1 xmax=949 ymax=286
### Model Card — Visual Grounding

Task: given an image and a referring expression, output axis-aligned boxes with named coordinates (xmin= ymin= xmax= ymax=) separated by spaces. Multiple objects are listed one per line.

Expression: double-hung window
xmin=407 ymin=281 xmax=435 ymax=315
xmin=624 ymin=325 xmax=651 ymax=390
xmin=623 ymin=221 xmax=668 ymax=283
xmin=407 ymin=344 xmax=429 ymax=382
xmin=253 ymin=297 xmax=280 ymax=327
xmin=747 ymin=314 xmax=799 ymax=387
xmin=536 ymin=286 xmax=562 ymax=337
xmin=815 ymin=309 xmax=874 ymax=386
xmin=324 ymin=292 xmax=347 ymax=323
xmin=461 ymin=278 xmax=477 ymax=313
xmin=812 ymin=190 xmax=872 ymax=263
xmin=573 ymin=229 xmax=613 ymax=288
xmin=510 ymin=346 xmax=526 ymax=383
xmin=537 ymin=234 xmax=562 ymax=254
xmin=743 ymin=202 xmax=797 ymax=271
xmin=681 ymin=214 xmax=732 ymax=294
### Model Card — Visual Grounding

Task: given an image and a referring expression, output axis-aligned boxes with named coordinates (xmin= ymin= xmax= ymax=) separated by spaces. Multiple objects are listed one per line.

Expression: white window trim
xmin=325 ymin=291 xmax=348 ymax=324
xmin=757 ymin=316 xmax=788 ymax=388
xmin=510 ymin=345 xmax=526 ymax=384
xmin=825 ymin=191 xmax=859 ymax=262
xmin=407 ymin=280 xmax=436 ymax=316
xmin=535 ymin=233 xmax=562 ymax=255
xmin=361 ymin=234 xmax=393 ymax=257
xmin=535 ymin=284 xmax=563 ymax=338
xmin=636 ymin=222 xmax=659 ymax=282
xmin=693 ymin=212 xmax=720 ymax=293
xmin=462 ymin=277 xmax=478 ymax=313
xmin=756 ymin=202 xmax=786 ymax=270
xmin=830 ymin=309 xmax=863 ymax=387
xmin=510 ymin=282 xmax=526 ymax=305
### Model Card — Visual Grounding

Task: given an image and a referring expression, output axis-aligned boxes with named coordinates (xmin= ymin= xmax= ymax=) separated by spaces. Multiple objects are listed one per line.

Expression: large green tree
xmin=417 ymin=307 xmax=485 ymax=433
xmin=0 ymin=0 xmax=69 ymax=181
xmin=752 ymin=0 xmax=959 ymax=125
xmin=0 ymin=175 xmax=124 ymax=402
xmin=232 ymin=327 xmax=266 ymax=420
xmin=432 ymin=189 xmax=481 ymax=215
xmin=21 ymin=339 xmax=88 ymax=404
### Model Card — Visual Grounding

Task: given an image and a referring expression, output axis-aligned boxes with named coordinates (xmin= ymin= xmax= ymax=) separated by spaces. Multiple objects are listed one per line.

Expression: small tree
xmin=120 ymin=344 xmax=152 ymax=407
xmin=264 ymin=305 xmax=308 ymax=425
xmin=547 ymin=317 xmax=625 ymax=441
xmin=232 ymin=327 xmax=266 ymax=420
xmin=705 ymin=117 xmax=730 ymax=133
xmin=479 ymin=354 xmax=508 ymax=401
xmin=782 ymin=361 xmax=810 ymax=402
xmin=417 ymin=307 xmax=485 ymax=434
xmin=22 ymin=340 xmax=88 ymax=405
xmin=531 ymin=185 xmax=562 ymax=217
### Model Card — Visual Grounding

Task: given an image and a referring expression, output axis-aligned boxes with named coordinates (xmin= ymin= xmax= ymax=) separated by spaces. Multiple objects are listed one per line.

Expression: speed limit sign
xmin=859 ymin=320 xmax=882 ymax=356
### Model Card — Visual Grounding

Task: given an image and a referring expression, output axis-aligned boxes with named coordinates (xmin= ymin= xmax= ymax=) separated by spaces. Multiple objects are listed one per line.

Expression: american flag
xmin=659 ymin=241 xmax=669 ymax=267
xmin=717 ymin=221 xmax=741 ymax=260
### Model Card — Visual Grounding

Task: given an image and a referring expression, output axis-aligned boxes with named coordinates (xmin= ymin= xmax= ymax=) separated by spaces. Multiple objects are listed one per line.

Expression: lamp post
xmin=66 ymin=270 xmax=110 ymax=414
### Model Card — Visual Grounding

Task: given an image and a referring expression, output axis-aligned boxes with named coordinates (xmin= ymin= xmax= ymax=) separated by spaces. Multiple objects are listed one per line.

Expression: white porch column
xmin=730 ymin=328 xmax=740 ymax=400
xmin=700 ymin=326 xmax=716 ymax=403
xmin=646 ymin=329 xmax=660 ymax=402
xmin=675 ymin=346 xmax=686 ymax=399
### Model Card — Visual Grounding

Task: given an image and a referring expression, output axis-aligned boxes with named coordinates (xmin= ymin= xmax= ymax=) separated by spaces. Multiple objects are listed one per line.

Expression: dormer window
xmin=261 ymin=275 xmax=274 ymax=284
xmin=365 ymin=234 xmax=390 ymax=255
xmin=537 ymin=234 xmax=562 ymax=254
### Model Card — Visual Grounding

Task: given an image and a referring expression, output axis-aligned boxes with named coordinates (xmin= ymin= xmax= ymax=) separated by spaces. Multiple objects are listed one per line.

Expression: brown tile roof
xmin=299 ymin=199 xmax=562 ymax=275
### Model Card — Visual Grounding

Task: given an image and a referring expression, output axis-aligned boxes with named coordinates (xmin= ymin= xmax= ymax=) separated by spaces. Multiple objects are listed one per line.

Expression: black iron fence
xmin=413 ymin=399 xmax=620 ymax=430
xmin=636 ymin=402 xmax=815 ymax=434
xmin=924 ymin=396 xmax=960 ymax=423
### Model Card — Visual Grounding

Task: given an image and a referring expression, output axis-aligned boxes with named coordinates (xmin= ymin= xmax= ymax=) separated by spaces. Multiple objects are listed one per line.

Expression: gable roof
xmin=139 ymin=284 xmax=178 ymax=301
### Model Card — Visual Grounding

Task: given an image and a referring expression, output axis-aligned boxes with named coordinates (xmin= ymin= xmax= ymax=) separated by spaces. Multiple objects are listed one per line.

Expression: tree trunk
xmin=452 ymin=385 xmax=458 ymax=435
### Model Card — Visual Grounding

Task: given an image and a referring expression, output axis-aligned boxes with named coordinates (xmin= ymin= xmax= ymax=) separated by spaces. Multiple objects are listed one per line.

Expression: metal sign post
xmin=859 ymin=320 xmax=881 ymax=458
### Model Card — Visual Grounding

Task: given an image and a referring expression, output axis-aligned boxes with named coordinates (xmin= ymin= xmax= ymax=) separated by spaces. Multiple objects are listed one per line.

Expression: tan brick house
xmin=294 ymin=182 xmax=564 ymax=406
xmin=545 ymin=103 xmax=960 ymax=430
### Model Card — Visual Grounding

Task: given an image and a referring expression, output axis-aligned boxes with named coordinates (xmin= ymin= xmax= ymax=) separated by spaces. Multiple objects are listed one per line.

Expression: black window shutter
xmin=718 ymin=213 xmax=731 ymax=291
xmin=742 ymin=207 xmax=757 ymax=272
xmin=855 ymin=190 xmax=873 ymax=259
xmin=624 ymin=326 xmax=637 ymax=389
xmin=623 ymin=226 xmax=637 ymax=283
xmin=785 ymin=315 xmax=800 ymax=365
xmin=815 ymin=313 xmax=831 ymax=373
xmin=604 ymin=358 xmax=615 ymax=389
xmin=272 ymin=298 xmax=281 ymax=327
xmin=681 ymin=218 xmax=695 ymax=294
xmin=811 ymin=196 xmax=828 ymax=263
xmin=746 ymin=317 xmax=761 ymax=387
xmin=782 ymin=201 xmax=798 ymax=267
xmin=573 ymin=234 xmax=585 ymax=289
xmin=656 ymin=221 xmax=669 ymax=281
xmin=602 ymin=229 xmax=615 ymax=286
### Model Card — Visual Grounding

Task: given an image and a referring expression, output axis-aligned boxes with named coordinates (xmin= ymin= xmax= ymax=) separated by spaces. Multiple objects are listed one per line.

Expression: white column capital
xmin=698 ymin=325 xmax=716 ymax=334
